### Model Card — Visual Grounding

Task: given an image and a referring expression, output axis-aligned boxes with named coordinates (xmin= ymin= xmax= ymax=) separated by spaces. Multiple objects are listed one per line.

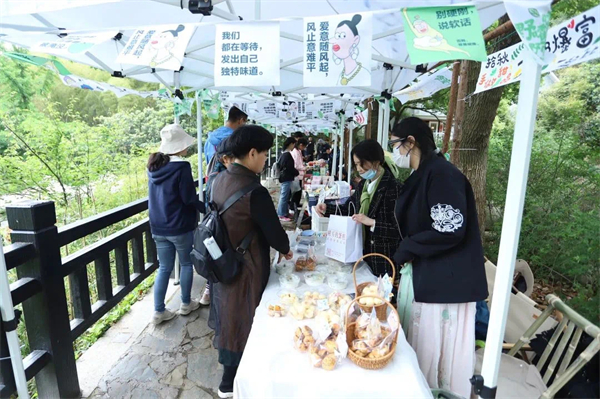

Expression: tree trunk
xmin=455 ymin=16 xmax=521 ymax=239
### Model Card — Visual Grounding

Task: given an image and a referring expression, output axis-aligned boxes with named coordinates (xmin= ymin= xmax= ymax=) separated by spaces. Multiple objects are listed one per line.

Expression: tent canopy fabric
xmin=0 ymin=0 xmax=508 ymax=96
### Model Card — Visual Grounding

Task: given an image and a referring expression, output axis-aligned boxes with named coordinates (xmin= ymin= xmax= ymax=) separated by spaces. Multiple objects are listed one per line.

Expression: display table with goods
xmin=233 ymin=237 xmax=432 ymax=399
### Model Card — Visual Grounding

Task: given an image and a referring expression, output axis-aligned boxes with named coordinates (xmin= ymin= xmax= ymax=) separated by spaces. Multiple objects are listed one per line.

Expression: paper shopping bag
xmin=325 ymin=214 xmax=363 ymax=263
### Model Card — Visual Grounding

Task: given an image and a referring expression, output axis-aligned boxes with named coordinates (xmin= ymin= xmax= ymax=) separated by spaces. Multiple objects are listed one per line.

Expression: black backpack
xmin=191 ymin=182 xmax=259 ymax=284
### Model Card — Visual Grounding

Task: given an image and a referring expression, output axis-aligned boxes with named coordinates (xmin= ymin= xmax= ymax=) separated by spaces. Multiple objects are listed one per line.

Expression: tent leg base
xmin=470 ymin=375 xmax=497 ymax=399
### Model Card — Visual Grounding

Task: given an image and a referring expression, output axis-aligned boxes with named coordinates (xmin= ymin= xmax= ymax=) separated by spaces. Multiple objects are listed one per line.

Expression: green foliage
xmin=485 ymin=63 xmax=600 ymax=322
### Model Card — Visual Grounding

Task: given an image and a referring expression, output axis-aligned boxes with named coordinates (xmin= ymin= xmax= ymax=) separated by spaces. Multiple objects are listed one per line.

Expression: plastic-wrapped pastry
xmin=279 ymin=292 xmax=299 ymax=305
xmin=324 ymin=340 xmax=338 ymax=353
xmin=267 ymin=304 xmax=286 ymax=317
xmin=321 ymin=354 xmax=337 ymax=371
xmin=310 ymin=353 xmax=323 ymax=368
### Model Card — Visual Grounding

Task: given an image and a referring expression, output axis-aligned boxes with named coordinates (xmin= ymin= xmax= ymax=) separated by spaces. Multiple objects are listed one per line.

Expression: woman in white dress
xmin=390 ymin=117 xmax=488 ymax=398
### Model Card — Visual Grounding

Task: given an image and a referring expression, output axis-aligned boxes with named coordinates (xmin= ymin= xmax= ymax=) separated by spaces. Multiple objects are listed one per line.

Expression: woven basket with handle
xmin=345 ymin=295 xmax=399 ymax=370
xmin=353 ymin=253 xmax=396 ymax=321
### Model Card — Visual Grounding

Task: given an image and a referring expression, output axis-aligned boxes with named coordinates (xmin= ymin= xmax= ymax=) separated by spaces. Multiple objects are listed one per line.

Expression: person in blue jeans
xmin=147 ymin=124 xmax=205 ymax=325
xmin=276 ymin=137 xmax=299 ymax=222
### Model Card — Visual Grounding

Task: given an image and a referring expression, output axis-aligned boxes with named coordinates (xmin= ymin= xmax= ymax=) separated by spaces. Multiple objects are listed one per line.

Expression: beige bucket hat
xmin=158 ymin=124 xmax=195 ymax=155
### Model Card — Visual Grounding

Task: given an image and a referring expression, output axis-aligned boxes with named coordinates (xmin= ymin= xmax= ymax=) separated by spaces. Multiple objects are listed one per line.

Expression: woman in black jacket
xmin=276 ymin=137 xmax=299 ymax=221
xmin=315 ymin=140 xmax=402 ymax=282
xmin=390 ymin=117 xmax=487 ymax=398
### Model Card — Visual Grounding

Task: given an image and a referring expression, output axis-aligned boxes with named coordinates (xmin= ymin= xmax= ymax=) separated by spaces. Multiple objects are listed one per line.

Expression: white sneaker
xmin=179 ymin=299 xmax=201 ymax=316
xmin=199 ymin=285 xmax=211 ymax=306
xmin=152 ymin=309 xmax=177 ymax=325
xmin=218 ymin=389 xmax=234 ymax=398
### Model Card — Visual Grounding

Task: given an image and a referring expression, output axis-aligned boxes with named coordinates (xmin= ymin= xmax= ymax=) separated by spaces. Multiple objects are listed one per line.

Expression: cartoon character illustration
xmin=331 ymin=14 xmax=371 ymax=86
xmin=149 ymin=24 xmax=185 ymax=67
xmin=403 ymin=8 xmax=469 ymax=56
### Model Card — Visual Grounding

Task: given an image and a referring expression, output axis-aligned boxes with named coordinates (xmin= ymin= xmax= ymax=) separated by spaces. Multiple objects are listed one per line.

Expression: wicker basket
xmin=353 ymin=253 xmax=395 ymax=321
xmin=345 ymin=295 xmax=399 ymax=370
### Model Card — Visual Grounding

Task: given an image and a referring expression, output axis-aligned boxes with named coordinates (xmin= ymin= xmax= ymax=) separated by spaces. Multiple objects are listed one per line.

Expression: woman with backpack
xmin=276 ymin=137 xmax=299 ymax=222
xmin=147 ymin=124 xmax=205 ymax=325
xmin=209 ymin=125 xmax=292 ymax=398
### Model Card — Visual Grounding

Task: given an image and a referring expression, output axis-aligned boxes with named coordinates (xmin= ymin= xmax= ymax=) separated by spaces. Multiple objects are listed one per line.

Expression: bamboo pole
xmin=450 ymin=60 xmax=469 ymax=164
xmin=442 ymin=62 xmax=461 ymax=154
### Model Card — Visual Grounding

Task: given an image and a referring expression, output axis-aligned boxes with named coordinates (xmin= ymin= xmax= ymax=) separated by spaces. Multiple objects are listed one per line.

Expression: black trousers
xmin=219 ymin=365 xmax=238 ymax=392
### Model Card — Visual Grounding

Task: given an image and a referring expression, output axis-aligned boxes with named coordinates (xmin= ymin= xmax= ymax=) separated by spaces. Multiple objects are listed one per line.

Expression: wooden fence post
xmin=7 ymin=201 xmax=80 ymax=398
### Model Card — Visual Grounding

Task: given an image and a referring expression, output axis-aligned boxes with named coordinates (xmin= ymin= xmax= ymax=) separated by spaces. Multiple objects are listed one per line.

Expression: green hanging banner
xmin=174 ymin=98 xmax=195 ymax=117
xmin=401 ymin=5 xmax=487 ymax=64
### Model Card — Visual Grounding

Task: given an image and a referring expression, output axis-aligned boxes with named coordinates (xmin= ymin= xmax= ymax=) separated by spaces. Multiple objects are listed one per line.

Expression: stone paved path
xmin=88 ymin=299 xmax=220 ymax=399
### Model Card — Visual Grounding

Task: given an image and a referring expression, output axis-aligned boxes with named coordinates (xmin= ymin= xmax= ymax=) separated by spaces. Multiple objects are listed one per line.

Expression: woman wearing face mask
xmin=315 ymin=139 xmax=402 ymax=283
xmin=390 ymin=117 xmax=488 ymax=398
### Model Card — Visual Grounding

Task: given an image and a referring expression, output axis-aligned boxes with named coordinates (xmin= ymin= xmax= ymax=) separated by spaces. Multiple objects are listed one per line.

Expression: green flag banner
xmin=174 ymin=98 xmax=195 ymax=118
xmin=401 ymin=5 xmax=487 ymax=65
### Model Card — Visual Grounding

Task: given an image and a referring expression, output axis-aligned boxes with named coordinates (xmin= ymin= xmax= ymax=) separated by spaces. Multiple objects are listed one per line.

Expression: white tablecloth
xmin=234 ymin=270 xmax=433 ymax=399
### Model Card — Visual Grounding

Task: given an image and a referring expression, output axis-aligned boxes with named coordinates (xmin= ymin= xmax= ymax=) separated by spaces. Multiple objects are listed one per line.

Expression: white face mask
xmin=392 ymin=147 xmax=411 ymax=169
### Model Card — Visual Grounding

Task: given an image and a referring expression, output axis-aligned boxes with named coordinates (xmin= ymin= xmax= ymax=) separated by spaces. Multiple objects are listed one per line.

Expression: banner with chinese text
xmin=504 ymin=0 xmax=553 ymax=65
xmin=303 ymin=12 xmax=372 ymax=87
xmin=395 ymin=67 xmax=453 ymax=103
xmin=116 ymin=24 xmax=194 ymax=70
xmin=32 ymin=31 xmax=117 ymax=55
xmin=214 ymin=22 xmax=280 ymax=87
xmin=401 ymin=6 xmax=487 ymax=64
xmin=475 ymin=6 xmax=599 ymax=94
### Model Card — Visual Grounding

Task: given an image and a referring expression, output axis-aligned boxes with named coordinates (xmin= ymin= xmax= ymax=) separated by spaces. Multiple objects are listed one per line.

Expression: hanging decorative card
xmin=214 ymin=22 xmax=280 ymax=87
xmin=257 ymin=101 xmax=278 ymax=116
xmin=219 ymin=91 xmax=237 ymax=102
xmin=353 ymin=107 xmax=368 ymax=126
xmin=174 ymin=98 xmax=195 ymax=117
xmin=401 ymin=5 xmax=487 ymax=64
xmin=32 ymin=31 xmax=118 ymax=55
xmin=303 ymin=12 xmax=372 ymax=87
xmin=475 ymin=5 xmax=600 ymax=94
xmin=504 ymin=0 xmax=553 ymax=65
xmin=116 ymin=24 xmax=194 ymax=70
xmin=395 ymin=67 xmax=453 ymax=103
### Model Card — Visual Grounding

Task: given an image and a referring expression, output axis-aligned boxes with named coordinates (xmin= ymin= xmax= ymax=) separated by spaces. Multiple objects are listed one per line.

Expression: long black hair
xmin=351 ymin=139 xmax=384 ymax=169
xmin=295 ymin=137 xmax=308 ymax=149
xmin=391 ymin=117 xmax=442 ymax=164
xmin=147 ymin=152 xmax=170 ymax=172
xmin=338 ymin=14 xmax=362 ymax=36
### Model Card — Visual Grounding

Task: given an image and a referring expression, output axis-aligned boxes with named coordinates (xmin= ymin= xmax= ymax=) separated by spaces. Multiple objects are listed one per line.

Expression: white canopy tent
xmin=0 ymin=1 xmax=563 ymax=397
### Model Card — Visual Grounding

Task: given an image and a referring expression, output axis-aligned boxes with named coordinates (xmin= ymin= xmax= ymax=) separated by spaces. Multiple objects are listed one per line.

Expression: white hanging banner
xmin=504 ymin=0 xmax=553 ymax=65
xmin=475 ymin=5 xmax=600 ymax=94
xmin=395 ymin=67 xmax=453 ymax=103
xmin=257 ymin=101 xmax=278 ymax=116
xmin=303 ymin=12 xmax=372 ymax=87
xmin=32 ymin=31 xmax=118 ymax=55
xmin=116 ymin=24 xmax=194 ymax=70
xmin=59 ymin=73 xmax=163 ymax=98
xmin=214 ymin=22 xmax=280 ymax=87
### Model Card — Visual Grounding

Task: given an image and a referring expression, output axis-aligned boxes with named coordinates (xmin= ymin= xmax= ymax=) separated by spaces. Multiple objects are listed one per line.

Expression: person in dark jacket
xmin=304 ymin=136 xmax=315 ymax=162
xmin=276 ymin=137 xmax=299 ymax=221
xmin=390 ymin=117 xmax=488 ymax=398
xmin=316 ymin=139 xmax=330 ymax=161
xmin=209 ymin=125 xmax=292 ymax=398
xmin=315 ymin=140 xmax=402 ymax=282
xmin=147 ymin=124 xmax=205 ymax=325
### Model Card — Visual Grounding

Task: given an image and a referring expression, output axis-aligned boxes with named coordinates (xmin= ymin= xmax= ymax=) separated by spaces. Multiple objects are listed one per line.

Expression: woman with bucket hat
xmin=148 ymin=124 xmax=205 ymax=325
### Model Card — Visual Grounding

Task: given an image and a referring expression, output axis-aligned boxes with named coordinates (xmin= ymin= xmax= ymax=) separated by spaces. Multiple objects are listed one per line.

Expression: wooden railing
xmin=1 ymin=195 xmax=161 ymax=398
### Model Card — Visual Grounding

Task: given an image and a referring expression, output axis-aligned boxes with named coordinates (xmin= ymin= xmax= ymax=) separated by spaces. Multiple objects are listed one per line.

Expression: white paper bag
xmin=335 ymin=181 xmax=351 ymax=198
xmin=325 ymin=214 xmax=363 ymax=263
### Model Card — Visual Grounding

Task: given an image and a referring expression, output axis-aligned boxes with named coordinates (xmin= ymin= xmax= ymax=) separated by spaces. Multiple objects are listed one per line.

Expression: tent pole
xmin=347 ymin=124 xmax=353 ymax=184
xmin=174 ymin=70 xmax=181 ymax=124
xmin=478 ymin=54 xmax=542 ymax=397
xmin=0 ymin=240 xmax=30 ymax=399
xmin=332 ymin=128 xmax=338 ymax=181
xmin=377 ymin=99 xmax=384 ymax=144
xmin=338 ymin=116 xmax=344 ymax=181
xmin=275 ymin=126 xmax=279 ymax=160
xmin=382 ymin=99 xmax=390 ymax=150
xmin=195 ymin=90 xmax=204 ymax=202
